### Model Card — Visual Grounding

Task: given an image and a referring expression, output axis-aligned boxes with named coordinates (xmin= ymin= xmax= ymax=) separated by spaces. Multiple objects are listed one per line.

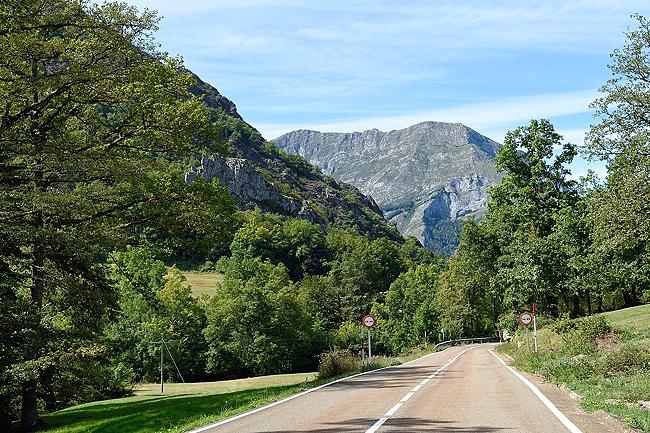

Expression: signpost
xmin=532 ymin=304 xmax=538 ymax=353
xmin=518 ymin=310 xmax=538 ymax=353
xmin=361 ymin=315 xmax=376 ymax=358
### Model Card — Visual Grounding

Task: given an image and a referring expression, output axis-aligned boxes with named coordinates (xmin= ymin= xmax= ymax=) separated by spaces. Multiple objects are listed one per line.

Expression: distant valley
xmin=273 ymin=122 xmax=502 ymax=256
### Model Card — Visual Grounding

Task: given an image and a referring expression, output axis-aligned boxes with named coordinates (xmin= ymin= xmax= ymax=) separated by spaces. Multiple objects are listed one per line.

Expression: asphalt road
xmin=189 ymin=345 xmax=624 ymax=433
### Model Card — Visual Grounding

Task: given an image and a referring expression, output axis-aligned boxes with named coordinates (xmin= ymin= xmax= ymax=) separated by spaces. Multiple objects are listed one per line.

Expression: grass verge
xmin=41 ymin=346 xmax=442 ymax=433
xmin=42 ymin=373 xmax=317 ymax=433
xmin=498 ymin=306 xmax=650 ymax=432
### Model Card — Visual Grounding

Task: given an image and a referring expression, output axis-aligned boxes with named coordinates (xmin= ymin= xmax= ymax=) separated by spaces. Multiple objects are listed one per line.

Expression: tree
xmin=586 ymin=14 xmax=650 ymax=307
xmin=378 ymin=264 xmax=440 ymax=354
xmin=0 ymin=1 xmax=235 ymax=428
xmin=204 ymin=258 xmax=321 ymax=377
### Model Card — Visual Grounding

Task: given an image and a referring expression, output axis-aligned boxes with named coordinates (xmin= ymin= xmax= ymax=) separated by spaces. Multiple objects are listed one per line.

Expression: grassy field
xmin=499 ymin=304 xmax=650 ymax=432
xmin=182 ymin=271 xmax=224 ymax=297
xmin=603 ymin=303 xmax=650 ymax=334
xmin=39 ymin=346 xmax=440 ymax=433
xmin=133 ymin=373 xmax=316 ymax=396
xmin=41 ymin=373 xmax=317 ymax=433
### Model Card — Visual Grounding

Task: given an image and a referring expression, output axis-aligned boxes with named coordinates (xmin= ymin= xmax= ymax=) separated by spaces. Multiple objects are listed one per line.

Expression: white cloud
xmin=258 ymin=90 xmax=597 ymax=140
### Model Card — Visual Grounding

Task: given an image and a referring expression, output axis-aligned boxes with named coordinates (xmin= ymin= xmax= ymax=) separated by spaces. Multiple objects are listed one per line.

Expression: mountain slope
xmin=273 ymin=122 xmax=502 ymax=255
xmin=185 ymin=77 xmax=400 ymax=241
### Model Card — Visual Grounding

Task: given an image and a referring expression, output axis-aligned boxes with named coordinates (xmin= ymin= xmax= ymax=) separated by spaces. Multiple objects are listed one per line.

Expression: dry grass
xmin=133 ymin=372 xmax=317 ymax=396
xmin=182 ymin=271 xmax=224 ymax=297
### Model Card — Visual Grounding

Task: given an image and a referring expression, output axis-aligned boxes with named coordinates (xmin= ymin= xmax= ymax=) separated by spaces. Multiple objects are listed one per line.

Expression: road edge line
xmin=186 ymin=346 xmax=464 ymax=433
xmin=489 ymin=350 xmax=584 ymax=433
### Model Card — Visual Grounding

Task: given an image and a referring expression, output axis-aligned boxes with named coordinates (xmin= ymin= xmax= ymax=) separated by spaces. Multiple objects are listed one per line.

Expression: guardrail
xmin=432 ymin=336 xmax=499 ymax=350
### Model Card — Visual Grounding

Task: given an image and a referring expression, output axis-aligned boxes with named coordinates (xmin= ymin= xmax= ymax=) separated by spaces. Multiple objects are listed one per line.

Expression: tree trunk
xmin=20 ymin=380 xmax=39 ymax=432
xmin=571 ymin=294 xmax=580 ymax=318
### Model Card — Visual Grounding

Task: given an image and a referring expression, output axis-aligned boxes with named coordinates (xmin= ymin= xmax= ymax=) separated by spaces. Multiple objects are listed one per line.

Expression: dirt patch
xmin=595 ymin=331 xmax=620 ymax=352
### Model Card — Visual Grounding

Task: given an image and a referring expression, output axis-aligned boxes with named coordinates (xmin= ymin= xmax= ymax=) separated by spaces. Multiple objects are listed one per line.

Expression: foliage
xmin=106 ymin=248 xmax=209 ymax=383
xmin=585 ymin=14 xmax=650 ymax=309
xmin=317 ymin=350 xmax=360 ymax=379
xmin=0 ymin=2 xmax=235 ymax=427
xmin=204 ymin=258 xmax=324 ymax=378
xmin=377 ymin=264 xmax=440 ymax=354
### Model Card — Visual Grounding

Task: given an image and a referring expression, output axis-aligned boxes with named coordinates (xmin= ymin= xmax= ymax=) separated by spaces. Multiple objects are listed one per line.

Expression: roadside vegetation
xmin=499 ymin=305 xmax=650 ymax=431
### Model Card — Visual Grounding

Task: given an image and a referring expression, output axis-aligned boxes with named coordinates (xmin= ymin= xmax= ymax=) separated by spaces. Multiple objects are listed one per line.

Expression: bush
xmin=603 ymin=340 xmax=650 ymax=375
xmin=575 ymin=315 xmax=611 ymax=339
xmin=317 ymin=350 xmax=360 ymax=379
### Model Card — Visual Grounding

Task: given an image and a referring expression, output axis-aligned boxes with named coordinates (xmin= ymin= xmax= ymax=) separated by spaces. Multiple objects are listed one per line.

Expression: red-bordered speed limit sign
xmin=518 ymin=311 xmax=533 ymax=327
xmin=361 ymin=315 xmax=376 ymax=328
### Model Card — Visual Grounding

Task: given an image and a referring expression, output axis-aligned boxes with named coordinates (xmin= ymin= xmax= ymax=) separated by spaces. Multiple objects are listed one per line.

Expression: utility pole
xmin=160 ymin=334 xmax=164 ymax=394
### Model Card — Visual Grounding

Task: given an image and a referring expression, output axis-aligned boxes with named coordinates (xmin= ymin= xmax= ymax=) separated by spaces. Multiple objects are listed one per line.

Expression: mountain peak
xmin=273 ymin=121 xmax=502 ymax=255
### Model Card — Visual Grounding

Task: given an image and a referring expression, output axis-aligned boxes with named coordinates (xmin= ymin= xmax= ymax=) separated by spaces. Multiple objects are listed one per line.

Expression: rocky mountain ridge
xmin=273 ymin=122 xmax=502 ymax=255
xmin=184 ymin=75 xmax=400 ymax=241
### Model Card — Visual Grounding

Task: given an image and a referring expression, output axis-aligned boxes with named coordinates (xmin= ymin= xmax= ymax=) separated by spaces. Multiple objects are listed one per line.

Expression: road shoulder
xmin=491 ymin=350 xmax=640 ymax=433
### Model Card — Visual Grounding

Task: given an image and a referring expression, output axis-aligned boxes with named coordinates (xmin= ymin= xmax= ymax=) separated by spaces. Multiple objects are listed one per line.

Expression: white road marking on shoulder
xmin=489 ymin=350 xmax=584 ymax=433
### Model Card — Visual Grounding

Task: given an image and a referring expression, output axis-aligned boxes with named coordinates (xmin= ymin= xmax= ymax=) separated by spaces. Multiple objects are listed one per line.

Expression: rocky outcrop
xmin=182 ymin=72 xmax=405 ymax=242
xmin=186 ymin=156 xmax=303 ymax=216
xmin=273 ymin=122 xmax=502 ymax=255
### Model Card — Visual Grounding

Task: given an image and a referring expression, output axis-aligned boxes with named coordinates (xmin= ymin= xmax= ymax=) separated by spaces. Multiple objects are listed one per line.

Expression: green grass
xmin=602 ymin=304 xmax=650 ymax=334
xmin=182 ymin=272 xmax=224 ymax=297
xmin=498 ymin=305 xmax=650 ymax=432
xmin=41 ymin=373 xmax=317 ymax=433
xmin=40 ymin=346 xmax=445 ymax=433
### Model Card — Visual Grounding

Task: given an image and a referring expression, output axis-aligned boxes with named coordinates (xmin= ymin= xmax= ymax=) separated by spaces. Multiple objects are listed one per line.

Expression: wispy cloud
xmin=258 ymin=90 xmax=597 ymax=140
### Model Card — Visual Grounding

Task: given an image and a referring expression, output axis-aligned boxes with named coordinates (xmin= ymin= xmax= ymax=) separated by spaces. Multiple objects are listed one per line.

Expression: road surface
xmin=189 ymin=344 xmax=625 ymax=433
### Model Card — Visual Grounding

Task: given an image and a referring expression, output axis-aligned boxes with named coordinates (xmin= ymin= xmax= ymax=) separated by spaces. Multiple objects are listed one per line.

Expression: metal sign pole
xmin=368 ymin=328 xmax=372 ymax=358
xmin=160 ymin=335 xmax=164 ymax=394
xmin=533 ymin=314 xmax=538 ymax=353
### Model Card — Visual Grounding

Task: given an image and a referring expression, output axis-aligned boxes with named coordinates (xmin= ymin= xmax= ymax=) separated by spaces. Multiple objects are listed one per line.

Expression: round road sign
xmin=519 ymin=311 xmax=533 ymax=327
xmin=361 ymin=315 xmax=376 ymax=328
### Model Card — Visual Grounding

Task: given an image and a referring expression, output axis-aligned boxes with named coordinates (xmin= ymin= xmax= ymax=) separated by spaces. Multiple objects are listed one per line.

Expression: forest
xmin=0 ymin=1 xmax=648 ymax=431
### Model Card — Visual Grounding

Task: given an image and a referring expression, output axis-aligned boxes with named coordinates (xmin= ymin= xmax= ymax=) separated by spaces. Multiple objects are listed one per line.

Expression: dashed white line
xmin=363 ymin=347 xmax=472 ymax=433
xmin=490 ymin=350 xmax=584 ymax=433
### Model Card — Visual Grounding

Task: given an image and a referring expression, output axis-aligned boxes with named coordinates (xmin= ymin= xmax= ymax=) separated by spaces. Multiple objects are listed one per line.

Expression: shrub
xmin=317 ymin=350 xmax=360 ymax=379
xmin=603 ymin=340 xmax=650 ymax=375
xmin=575 ymin=315 xmax=612 ymax=339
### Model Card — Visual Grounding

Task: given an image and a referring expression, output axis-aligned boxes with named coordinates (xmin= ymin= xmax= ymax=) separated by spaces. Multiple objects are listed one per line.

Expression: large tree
xmin=586 ymin=14 xmax=650 ymax=307
xmin=0 ymin=1 xmax=235 ymax=429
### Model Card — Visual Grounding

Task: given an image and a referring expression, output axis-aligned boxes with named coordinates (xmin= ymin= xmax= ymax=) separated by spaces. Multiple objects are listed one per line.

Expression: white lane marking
xmin=366 ymin=417 xmax=389 ymax=433
xmin=489 ymin=351 xmax=584 ymax=433
xmin=363 ymin=347 xmax=472 ymax=433
xmin=187 ymin=346 xmax=461 ymax=433
xmin=421 ymin=378 xmax=430 ymax=385
xmin=385 ymin=402 xmax=403 ymax=416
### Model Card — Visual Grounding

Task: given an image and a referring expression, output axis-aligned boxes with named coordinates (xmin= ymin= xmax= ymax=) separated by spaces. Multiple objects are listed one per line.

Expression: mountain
xmin=273 ymin=122 xmax=502 ymax=256
xmin=184 ymin=77 xmax=401 ymax=241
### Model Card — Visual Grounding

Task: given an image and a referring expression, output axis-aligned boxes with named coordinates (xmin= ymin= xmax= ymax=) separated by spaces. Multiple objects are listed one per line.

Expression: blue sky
xmin=126 ymin=0 xmax=650 ymax=178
